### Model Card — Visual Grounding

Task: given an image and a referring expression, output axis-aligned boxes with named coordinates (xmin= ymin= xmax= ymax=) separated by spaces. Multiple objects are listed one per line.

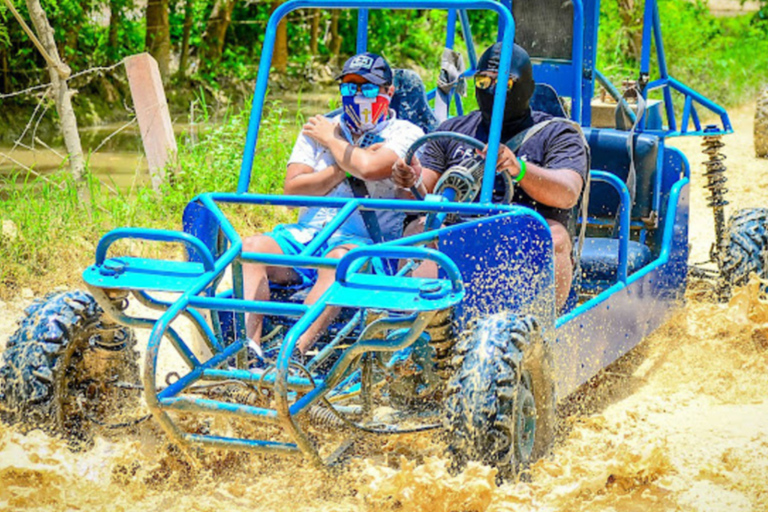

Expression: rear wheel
xmin=0 ymin=291 xmax=140 ymax=446
xmin=720 ymin=208 xmax=768 ymax=294
xmin=444 ymin=312 xmax=556 ymax=480
xmin=755 ymin=87 xmax=768 ymax=158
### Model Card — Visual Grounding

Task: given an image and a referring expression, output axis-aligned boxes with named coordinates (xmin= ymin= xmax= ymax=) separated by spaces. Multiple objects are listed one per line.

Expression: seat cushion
xmin=531 ymin=83 xmax=568 ymax=118
xmin=579 ymin=237 xmax=653 ymax=285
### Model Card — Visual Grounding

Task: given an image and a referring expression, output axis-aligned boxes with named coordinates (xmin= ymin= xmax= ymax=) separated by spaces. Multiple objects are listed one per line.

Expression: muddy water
xmin=0 ymin=89 xmax=337 ymax=191
xmin=1 ymin=103 xmax=767 ymax=511
xmin=0 ymin=122 xmax=149 ymax=190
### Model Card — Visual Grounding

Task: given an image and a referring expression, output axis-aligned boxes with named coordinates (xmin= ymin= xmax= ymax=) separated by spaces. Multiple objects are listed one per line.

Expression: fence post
xmin=125 ymin=53 xmax=177 ymax=192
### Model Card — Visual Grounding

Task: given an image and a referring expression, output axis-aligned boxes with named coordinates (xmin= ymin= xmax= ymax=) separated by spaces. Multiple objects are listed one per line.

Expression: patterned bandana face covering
xmin=342 ymin=92 xmax=391 ymax=133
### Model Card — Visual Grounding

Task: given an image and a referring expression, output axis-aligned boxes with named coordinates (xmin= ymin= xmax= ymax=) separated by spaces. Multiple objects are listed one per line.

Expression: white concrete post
xmin=125 ymin=53 xmax=177 ymax=192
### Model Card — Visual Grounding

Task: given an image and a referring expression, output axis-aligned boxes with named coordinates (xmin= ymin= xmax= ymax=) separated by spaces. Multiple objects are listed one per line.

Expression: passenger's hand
xmin=478 ymin=144 xmax=521 ymax=179
xmin=392 ymin=156 xmax=422 ymax=188
xmin=302 ymin=115 xmax=338 ymax=146
xmin=367 ymin=142 xmax=386 ymax=152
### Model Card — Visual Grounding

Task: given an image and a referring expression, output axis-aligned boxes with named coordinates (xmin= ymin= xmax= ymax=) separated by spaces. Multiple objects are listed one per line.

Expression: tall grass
xmin=0 ymin=102 xmax=300 ymax=298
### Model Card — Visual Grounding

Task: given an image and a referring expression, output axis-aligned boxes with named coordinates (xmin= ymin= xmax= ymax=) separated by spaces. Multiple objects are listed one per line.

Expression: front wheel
xmin=443 ymin=312 xmax=556 ymax=480
xmin=0 ymin=291 xmax=140 ymax=446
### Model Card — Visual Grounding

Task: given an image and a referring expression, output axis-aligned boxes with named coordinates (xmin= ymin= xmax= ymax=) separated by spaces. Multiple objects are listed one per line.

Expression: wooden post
xmin=125 ymin=53 xmax=177 ymax=192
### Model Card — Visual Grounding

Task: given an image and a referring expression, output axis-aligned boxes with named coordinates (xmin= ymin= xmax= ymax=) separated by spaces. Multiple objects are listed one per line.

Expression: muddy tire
xmin=0 ymin=291 xmax=140 ymax=446
xmin=444 ymin=312 xmax=556 ymax=480
xmin=720 ymin=208 xmax=768 ymax=293
xmin=756 ymin=87 xmax=768 ymax=158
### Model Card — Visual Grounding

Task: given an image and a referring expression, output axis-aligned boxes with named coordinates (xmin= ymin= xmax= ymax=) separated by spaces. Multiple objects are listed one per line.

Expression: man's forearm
xmin=324 ymin=137 xmax=392 ymax=180
xmin=284 ymin=164 xmax=346 ymax=196
xmin=516 ymin=163 xmax=583 ymax=209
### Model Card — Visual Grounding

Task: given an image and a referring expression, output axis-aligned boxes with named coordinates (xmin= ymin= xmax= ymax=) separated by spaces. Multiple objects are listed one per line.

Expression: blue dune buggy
xmin=2 ymin=0 xmax=766 ymax=477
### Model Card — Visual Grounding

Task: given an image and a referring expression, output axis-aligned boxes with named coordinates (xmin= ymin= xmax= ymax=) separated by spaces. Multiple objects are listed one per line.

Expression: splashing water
xmin=2 ymin=103 xmax=768 ymax=511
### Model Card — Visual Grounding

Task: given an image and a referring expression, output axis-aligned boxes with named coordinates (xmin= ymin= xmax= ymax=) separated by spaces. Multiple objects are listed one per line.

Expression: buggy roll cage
xmin=82 ymin=0 xmax=732 ymax=463
xmin=238 ymin=0 xmax=731 ymax=202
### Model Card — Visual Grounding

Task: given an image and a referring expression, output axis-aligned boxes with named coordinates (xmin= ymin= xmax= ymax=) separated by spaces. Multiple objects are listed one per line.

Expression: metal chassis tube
xmin=638 ymin=0 xmax=732 ymax=137
xmin=127 ymin=193 xmax=476 ymax=462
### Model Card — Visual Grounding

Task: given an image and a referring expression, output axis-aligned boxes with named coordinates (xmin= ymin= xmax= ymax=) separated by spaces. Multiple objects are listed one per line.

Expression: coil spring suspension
xmin=426 ymin=308 xmax=457 ymax=380
xmin=308 ymin=404 xmax=346 ymax=428
xmin=701 ymin=125 xmax=729 ymax=270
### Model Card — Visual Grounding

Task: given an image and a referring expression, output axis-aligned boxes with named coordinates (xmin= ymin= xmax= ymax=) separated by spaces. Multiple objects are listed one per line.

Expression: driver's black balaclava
xmin=475 ymin=42 xmax=535 ymax=140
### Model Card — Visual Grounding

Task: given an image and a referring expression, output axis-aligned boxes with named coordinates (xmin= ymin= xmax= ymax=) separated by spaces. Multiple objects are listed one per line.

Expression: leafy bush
xmin=598 ymin=0 xmax=768 ymax=107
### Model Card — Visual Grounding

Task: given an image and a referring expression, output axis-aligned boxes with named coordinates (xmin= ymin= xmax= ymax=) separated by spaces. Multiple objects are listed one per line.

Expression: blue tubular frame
xmin=83 ymin=0 xmax=717 ymax=464
xmin=85 ymin=189 xmax=509 ymax=462
xmin=96 ymin=228 xmax=215 ymax=271
xmin=589 ymin=171 xmax=630 ymax=283
xmin=637 ymin=0 xmax=731 ymax=137
xmin=237 ymin=0 xmax=515 ymax=204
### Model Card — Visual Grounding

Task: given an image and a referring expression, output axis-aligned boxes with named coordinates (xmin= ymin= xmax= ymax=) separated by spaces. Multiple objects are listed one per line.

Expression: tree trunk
xmin=618 ymin=0 xmax=643 ymax=61
xmin=25 ymin=0 xmax=85 ymax=181
xmin=330 ymin=10 xmax=342 ymax=64
xmin=108 ymin=0 xmax=121 ymax=61
xmin=178 ymin=0 xmax=195 ymax=77
xmin=309 ymin=10 xmax=319 ymax=55
xmin=0 ymin=46 xmax=8 ymax=94
xmin=145 ymin=0 xmax=171 ymax=82
xmin=270 ymin=0 xmax=287 ymax=73
xmin=201 ymin=0 xmax=237 ymax=66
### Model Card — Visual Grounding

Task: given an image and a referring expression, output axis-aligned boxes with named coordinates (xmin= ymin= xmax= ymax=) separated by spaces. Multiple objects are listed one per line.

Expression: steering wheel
xmin=403 ymin=131 xmax=516 ymax=205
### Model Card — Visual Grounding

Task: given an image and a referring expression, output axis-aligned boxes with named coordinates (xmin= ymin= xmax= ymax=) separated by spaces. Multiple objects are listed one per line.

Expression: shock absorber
xmin=426 ymin=308 xmax=457 ymax=380
xmin=701 ymin=125 xmax=729 ymax=273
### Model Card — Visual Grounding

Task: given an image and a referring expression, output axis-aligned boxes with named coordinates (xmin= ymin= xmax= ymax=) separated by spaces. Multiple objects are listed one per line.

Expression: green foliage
xmin=0 ymin=3 xmax=9 ymax=48
xmin=597 ymin=0 xmax=768 ymax=107
xmin=4 ymin=0 xmax=768 ymax=297
xmin=0 ymin=101 xmax=299 ymax=296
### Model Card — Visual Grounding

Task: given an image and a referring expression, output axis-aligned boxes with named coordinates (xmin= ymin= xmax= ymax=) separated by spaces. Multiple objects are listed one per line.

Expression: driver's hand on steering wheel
xmin=478 ymin=144 xmax=521 ymax=180
xmin=392 ymin=156 xmax=423 ymax=189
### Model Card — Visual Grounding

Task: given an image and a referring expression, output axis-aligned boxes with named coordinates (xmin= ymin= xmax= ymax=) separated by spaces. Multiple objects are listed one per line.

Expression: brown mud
xmin=1 ymin=103 xmax=768 ymax=511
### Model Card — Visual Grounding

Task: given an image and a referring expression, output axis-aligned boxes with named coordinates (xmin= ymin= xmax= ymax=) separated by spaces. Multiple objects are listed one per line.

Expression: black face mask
xmin=476 ymin=43 xmax=536 ymax=140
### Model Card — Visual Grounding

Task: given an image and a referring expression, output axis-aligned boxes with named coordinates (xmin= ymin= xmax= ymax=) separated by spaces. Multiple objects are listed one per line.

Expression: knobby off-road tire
xmin=444 ymin=312 xmax=556 ymax=480
xmin=0 ymin=291 xmax=139 ymax=446
xmin=720 ymin=208 xmax=768 ymax=294
xmin=755 ymin=87 xmax=768 ymax=158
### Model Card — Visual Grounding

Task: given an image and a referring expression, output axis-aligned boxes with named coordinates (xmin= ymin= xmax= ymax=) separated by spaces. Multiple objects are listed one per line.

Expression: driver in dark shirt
xmin=392 ymin=43 xmax=588 ymax=307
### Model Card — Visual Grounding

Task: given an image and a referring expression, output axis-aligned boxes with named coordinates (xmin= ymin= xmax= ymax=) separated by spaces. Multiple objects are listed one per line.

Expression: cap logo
xmin=349 ymin=55 xmax=373 ymax=69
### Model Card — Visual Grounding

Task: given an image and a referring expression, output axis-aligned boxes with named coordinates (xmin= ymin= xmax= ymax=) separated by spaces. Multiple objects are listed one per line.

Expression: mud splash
xmin=1 ymin=102 xmax=768 ymax=511
xmin=2 ymin=284 xmax=766 ymax=511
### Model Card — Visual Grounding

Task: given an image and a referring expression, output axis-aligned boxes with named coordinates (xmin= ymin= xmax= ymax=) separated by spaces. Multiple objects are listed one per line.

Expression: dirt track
xmin=1 ymin=103 xmax=767 ymax=511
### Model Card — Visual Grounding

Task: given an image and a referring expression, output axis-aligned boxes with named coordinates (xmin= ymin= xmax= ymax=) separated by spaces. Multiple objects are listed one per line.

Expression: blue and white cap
xmin=335 ymin=52 xmax=393 ymax=85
